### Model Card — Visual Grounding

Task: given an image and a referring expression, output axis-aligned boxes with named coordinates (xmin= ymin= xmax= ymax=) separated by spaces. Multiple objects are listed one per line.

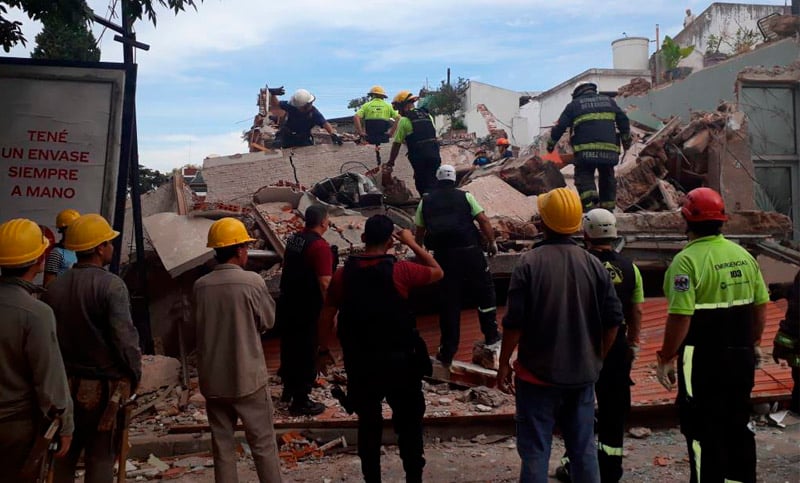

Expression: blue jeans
xmin=515 ymin=378 xmax=599 ymax=483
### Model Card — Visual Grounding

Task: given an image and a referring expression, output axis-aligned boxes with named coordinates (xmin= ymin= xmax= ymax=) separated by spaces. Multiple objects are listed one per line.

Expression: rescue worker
xmin=472 ymin=148 xmax=490 ymax=168
xmin=277 ymin=205 xmax=333 ymax=416
xmin=385 ymin=90 xmax=442 ymax=196
xmin=497 ymin=188 xmax=623 ymax=483
xmin=0 ymin=219 xmax=73 ymax=481
xmin=318 ymin=215 xmax=443 ymax=483
xmin=44 ymin=209 xmax=80 ymax=286
xmin=43 ymin=214 xmax=142 ymax=483
xmin=556 ymin=208 xmax=644 ymax=483
xmin=194 ymin=217 xmax=283 ymax=483
xmin=415 ymin=164 xmax=501 ymax=366
xmin=548 ymin=82 xmax=631 ymax=212
xmin=493 ymin=137 xmax=514 ymax=162
xmin=354 ymin=85 xmax=400 ymax=145
xmin=770 ymin=270 xmax=800 ymax=413
xmin=657 ymin=187 xmax=769 ymax=483
xmin=269 ymin=87 xmax=343 ymax=147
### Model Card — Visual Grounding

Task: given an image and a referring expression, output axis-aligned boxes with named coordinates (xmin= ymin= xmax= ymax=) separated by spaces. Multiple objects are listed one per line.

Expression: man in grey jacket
xmin=0 ymin=219 xmax=73 ymax=481
xmin=194 ymin=217 xmax=282 ymax=483
xmin=497 ymin=188 xmax=623 ymax=483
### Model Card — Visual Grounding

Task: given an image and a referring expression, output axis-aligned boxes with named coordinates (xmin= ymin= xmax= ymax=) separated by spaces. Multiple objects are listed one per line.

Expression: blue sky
xmin=3 ymin=0 xmax=787 ymax=172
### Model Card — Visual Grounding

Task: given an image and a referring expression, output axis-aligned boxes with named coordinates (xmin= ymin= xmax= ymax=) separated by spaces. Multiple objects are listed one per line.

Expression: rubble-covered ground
xmin=81 ymin=422 xmax=799 ymax=482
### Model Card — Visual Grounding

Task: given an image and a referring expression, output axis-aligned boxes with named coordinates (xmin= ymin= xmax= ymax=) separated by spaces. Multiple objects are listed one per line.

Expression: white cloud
xmin=138 ymin=131 xmax=246 ymax=172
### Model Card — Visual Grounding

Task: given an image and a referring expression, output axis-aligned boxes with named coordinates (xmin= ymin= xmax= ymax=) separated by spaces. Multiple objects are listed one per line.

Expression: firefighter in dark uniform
xmin=548 ymin=81 xmax=631 ymax=212
xmin=385 ymin=90 xmax=441 ymax=196
xmin=318 ymin=216 xmax=443 ymax=482
xmin=556 ymin=208 xmax=644 ymax=482
xmin=415 ymin=164 xmax=501 ymax=366
xmin=770 ymin=269 xmax=800 ymax=413
xmin=657 ymin=187 xmax=769 ymax=483
xmin=276 ymin=205 xmax=334 ymax=416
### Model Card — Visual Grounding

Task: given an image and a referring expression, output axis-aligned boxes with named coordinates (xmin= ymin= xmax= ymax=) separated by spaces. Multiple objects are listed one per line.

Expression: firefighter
xmin=492 ymin=137 xmax=513 ymax=162
xmin=194 ymin=218 xmax=282 ymax=483
xmin=770 ymin=270 xmax=799 ymax=413
xmin=415 ymin=164 xmax=500 ymax=366
xmin=354 ymin=85 xmax=400 ymax=145
xmin=556 ymin=208 xmax=644 ymax=482
xmin=0 ymin=219 xmax=73 ymax=481
xmin=657 ymin=187 xmax=769 ymax=483
xmin=277 ymin=205 xmax=334 ymax=416
xmin=548 ymin=81 xmax=631 ymax=211
xmin=385 ymin=90 xmax=441 ymax=196
xmin=43 ymin=209 xmax=80 ymax=286
xmin=268 ymin=87 xmax=343 ymax=147
xmin=318 ymin=215 xmax=443 ymax=482
xmin=43 ymin=214 xmax=142 ymax=483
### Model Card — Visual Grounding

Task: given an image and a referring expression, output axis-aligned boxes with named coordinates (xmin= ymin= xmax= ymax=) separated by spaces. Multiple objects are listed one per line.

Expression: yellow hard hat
xmin=368 ymin=85 xmax=387 ymax=98
xmin=392 ymin=90 xmax=418 ymax=105
xmin=207 ymin=217 xmax=256 ymax=248
xmin=64 ymin=214 xmax=120 ymax=252
xmin=56 ymin=209 xmax=81 ymax=229
xmin=537 ymin=188 xmax=583 ymax=234
xmin=0 ymin=218 xmax=50 ymax=267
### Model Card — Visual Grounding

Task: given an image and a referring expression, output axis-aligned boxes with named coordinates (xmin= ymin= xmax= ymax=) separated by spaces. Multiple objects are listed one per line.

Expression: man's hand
xmin=496 ymin=362 xmax=515 ymax=394
xmin=393 ymin=229 xmax=416 ymax=246
xmin=268 ymin=86 xmax=285 ymax=96
xmin=487 ymin=241 xmax=499 ymax=257
xmin=331 ymin=133 xmax=343 ymax=146
xmin=546 ymin=138 xmax=556 ymax=153
xmin=55 ymin=434 xmax=72 ymax=458
xmin=656 ymin=351 xmax=677 ymax=391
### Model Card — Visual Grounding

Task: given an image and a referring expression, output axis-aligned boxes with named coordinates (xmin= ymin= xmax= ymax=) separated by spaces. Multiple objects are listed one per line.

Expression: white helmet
xmin=436 ymin=164 xmax=457 ymax=182
xmin=583 ymin=208 xmax=617 ymax=239
xmin=572 ymin=81 xmax=597 ymax=97
xmin=289 ymin=88 xmax=315 ymax=107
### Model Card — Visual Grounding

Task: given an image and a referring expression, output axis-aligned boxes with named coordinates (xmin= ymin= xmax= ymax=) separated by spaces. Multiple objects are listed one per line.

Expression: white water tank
xmin=612 ymin=37 xmax=650 ymax=70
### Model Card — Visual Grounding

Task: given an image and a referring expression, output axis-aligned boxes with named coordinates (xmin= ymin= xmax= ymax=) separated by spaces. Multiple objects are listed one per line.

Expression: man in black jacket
xmin=549 ymin=82 xmax=631 ymax=211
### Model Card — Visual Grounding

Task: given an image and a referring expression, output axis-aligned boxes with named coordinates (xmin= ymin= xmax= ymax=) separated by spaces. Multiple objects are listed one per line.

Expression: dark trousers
xmin=54 ymin=385 xmax=116 ymax=483
xmin=409 ymin=156 xmax=440 ymax=196
xmin=574 ymin=162 xmax=616 ymax=211
xmin=435 ymin=246 xmax=499 ymax=360
xmin=595 ymin=334 xmax=632 ymax=482
xmin=0 ymin=416 xmax=38 ymax=482
xmin=279 ymin=307 xmax=318 ymax=403
xmin=275 ymin=125 xmax=313 ymax=148
xmin=679 ymin=345 xmax=756 ymax=483
xmin=346 ymin=353 xmax=426 ymax=483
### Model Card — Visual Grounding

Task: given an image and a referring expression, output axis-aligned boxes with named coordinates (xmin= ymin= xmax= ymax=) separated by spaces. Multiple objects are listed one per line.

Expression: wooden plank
xmin=174 ymin=175 xmax=188 ymax=216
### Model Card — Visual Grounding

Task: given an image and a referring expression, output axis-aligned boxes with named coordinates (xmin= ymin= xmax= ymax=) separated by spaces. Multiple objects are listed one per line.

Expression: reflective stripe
xmin=560 ymin=456 xmax=570 ymax=466
xmin=694 ymin=298 xmax=754 ymax=310
xmin=599 ymin=201 xmax=616 ymax=210
xmin=724 ymin=480 xmax=744 ymax=483
xmin=775 ymin=332 xmax=797 ymax=349
xmin=683 ymin=345 xmax=695 ymax=398
xmin=579 ymin=190 xmax=598 ymax=200
xmin=693 ymin=440 xmax=702 ymax=482
xmin=573 ymin=112 xmax=616 ymax=127
xmin=478 ymin=306 xmax=496 ymax=313
xmin=573 ymin=142 xmax=620 ymax=153
xmin=598 ymin=442 xmax=623 ymax=456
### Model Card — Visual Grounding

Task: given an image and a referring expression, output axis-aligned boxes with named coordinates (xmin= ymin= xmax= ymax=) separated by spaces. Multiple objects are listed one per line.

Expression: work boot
xmin=435 ymin=349 xmax=453 ymax=367
xmin=289 ymin=398 xmax=325 ymax=417
xmin=554 ymin=462 xmax=572 ymax=482
xmin=279 ymin=388 xmax=292 ymax=403
xmin=485 ymin=331 xmax=501 ymax=346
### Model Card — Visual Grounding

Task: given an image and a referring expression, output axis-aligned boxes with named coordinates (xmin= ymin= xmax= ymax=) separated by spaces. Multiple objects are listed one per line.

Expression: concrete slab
xmin=462 ymin=175 xmax=537 ymax=222
xmin=328 ymin=215 xmax=368 ymax=250
xmin=143 ymin=213 xmax=215 ymax=277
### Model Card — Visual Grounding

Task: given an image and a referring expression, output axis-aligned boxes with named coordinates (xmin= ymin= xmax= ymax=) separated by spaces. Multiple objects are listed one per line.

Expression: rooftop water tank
xmin=612 ymin=37 xmax=650 ymax=71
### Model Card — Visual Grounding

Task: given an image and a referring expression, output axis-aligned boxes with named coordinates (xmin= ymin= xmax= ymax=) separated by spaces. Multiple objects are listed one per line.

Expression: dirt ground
xmin=119 ymin=423 xmax=799 ymax=482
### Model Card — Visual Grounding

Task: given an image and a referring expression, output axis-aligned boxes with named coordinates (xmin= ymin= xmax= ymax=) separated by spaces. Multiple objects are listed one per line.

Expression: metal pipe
xmin=247 ymin=249 xmax=282 ymax=262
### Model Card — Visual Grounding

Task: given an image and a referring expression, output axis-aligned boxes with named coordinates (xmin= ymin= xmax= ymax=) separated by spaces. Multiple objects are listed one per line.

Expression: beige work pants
xmin=206 ymin=386 xmax=282 ymax=482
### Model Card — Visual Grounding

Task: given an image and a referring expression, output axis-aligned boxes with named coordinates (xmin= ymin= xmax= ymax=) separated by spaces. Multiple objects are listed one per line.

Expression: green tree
xmin=138 ymin=165 xmax=169 ymax=193
xmin=1 ymin=0 xmax=201 ymax=52
xmin=31 ymin=15 xmax=100 ymax=61
xmin=347 ymin=95 xmax=369 ymax=111
xmin=424 ymin=77 xmax=468 ymax=126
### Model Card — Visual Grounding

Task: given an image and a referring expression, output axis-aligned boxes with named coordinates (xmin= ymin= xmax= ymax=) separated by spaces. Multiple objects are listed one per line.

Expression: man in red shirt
xmin=277 ymin=205 xmax=335 ymax=416
xmin=319 ymin=215 xmax=443 ymax=483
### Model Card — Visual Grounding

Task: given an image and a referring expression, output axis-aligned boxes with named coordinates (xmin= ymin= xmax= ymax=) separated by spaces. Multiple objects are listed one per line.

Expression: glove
xmin=381 ymin=164 xmax=394 ymax=186
xmin=331 ymin=133 xmax=343 ymax=146
xmin=268 ymin=86 xmax=285 ymax=96
xmin=656 ymin=351 xmax=677 ymax=391
xmin=487 ymin=241 xmax=499 ymax=257
xmin=621 ymin=134 xmax=632 ymax=151
xmin=546 ymin=138 xmax=556 ymax=153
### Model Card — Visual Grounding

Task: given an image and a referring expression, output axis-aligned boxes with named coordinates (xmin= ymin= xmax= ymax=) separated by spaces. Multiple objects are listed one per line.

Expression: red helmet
xmin=681 ymin=187 xmax=728 ymax=222
xmin=496 ymin=137 xmax=510 ymax=146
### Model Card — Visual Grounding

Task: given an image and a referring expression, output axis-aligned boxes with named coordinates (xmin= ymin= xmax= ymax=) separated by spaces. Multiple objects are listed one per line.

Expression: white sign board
xmin=0 ymin=61 xmax=126 ymax=235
